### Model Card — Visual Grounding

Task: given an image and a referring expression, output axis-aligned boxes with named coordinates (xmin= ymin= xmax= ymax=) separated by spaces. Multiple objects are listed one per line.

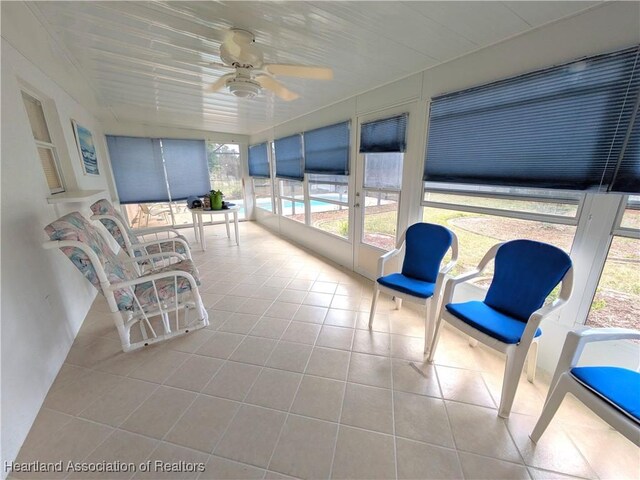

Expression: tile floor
xmin=13 ymin=222 xmax=640 ymax=479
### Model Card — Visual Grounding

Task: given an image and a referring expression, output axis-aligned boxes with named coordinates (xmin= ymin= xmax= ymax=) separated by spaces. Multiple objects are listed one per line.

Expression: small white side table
xmin=190 ymin=206 xmax=240 ymax=251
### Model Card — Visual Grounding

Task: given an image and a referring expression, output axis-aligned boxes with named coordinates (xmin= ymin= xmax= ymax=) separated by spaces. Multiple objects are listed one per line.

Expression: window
xmin=22 ymin=91 xmax=65 ymax=193
xmin=359 ymin=114 xmax=408 ymax=251
xmin=279 ymin=179 xmax=305 ymax=223
xmin=254 ymin=178 xmax=274 ymax=213
xmin=248 ymin=142 xmax=274 ymax=213
xmin=208 ymin=143 xmax=245 ymax=220
xmin=274 ymin=134 xmax=304 ymax=181
xmin=106 ymin=136 xmax=210 ymax=228
xmin=422 ymin=184 xmax=580 ymax=278
xmin=424 ymin=46 xmax=640 ymax=193
xmin=308 ymin=174 xmax=349 ymax=238
xmin=587 ymin=197 xmax=639 ymax=329
xmin=275 ymin=134 xmax=305 ymax=223
xmin=362 ymin=154 xmax=403 ymax=250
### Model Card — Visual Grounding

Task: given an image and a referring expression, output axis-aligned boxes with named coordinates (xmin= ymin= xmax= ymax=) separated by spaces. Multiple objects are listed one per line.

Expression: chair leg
xmin=427 ymin=316 xmax=444 ymax=363
xmin=368 ymin=286 xmax=380 ymax=329
xmin=395 ymin=297 xmax=402 ymax=310
xmin=498 ymin=348 xmax=528 ymax=418
xmin=424 ymin=300 xmax=433 ymax=354
xmin=529 ymin=374 xmax=569 ymax=442
xmin=111 ymin=311 xmax=131 ymax=351
xmin=527 ymin=340 xmax=539 ymax=383
xmin=469 ymin=337 xmax=479 ymax=347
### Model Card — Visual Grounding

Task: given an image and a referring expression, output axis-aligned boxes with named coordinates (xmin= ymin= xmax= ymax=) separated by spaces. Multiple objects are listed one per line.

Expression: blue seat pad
xmin=571 ymin=366 xmax=640 ymax=423
xmin=377 ymin=273 xmax=435 ymax=299
xmin=445 ymin=301 xmax=542 ymax=344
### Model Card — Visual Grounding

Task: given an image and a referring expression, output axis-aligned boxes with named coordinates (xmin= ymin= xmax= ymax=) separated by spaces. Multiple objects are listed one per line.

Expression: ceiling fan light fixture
xmin=226 ymin=77 xmax=261 ymax=98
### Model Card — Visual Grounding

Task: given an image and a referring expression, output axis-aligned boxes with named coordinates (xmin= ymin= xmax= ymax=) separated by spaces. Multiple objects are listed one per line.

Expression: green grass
xmin=323 ymin=206 xmax=638 ymax=301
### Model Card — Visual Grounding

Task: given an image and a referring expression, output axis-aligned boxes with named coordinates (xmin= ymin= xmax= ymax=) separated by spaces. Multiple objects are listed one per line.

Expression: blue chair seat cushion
xmin=445 ymin=301 xmax=542 ymax=344
xmin=571 ymin=366 xmax=640 ymax=423
xmin=377 ymin=273 xmax=435 ymax=299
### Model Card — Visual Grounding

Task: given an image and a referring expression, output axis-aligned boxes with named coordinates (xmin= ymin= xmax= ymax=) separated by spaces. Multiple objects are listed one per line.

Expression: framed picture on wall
xmin=72 ymin=120 xmax=100 ymax=175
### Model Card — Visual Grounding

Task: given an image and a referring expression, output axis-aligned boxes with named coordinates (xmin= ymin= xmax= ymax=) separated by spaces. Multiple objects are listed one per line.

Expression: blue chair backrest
xmin=401 ymin=223 xmax=454 ymax=284
xmin=485 ymin=240 xmax=572 ymax=321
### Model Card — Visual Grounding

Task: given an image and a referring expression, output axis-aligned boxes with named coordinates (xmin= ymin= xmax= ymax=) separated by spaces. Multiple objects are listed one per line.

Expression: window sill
xmin=46 ymin=189 xmax=106 ymax=205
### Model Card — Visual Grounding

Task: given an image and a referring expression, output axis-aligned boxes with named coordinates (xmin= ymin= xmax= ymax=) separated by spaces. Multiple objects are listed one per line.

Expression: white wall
xmin=250 ymin=2 xmax=640 ymax=374
xmin=0 ymin=36 xmax=115 ymax=478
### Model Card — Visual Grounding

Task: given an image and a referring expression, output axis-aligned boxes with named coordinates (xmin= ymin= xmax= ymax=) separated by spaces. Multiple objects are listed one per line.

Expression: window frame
xmin=359 ymin=151 xmax=405 ymax=251
xmin=612 ymin=195 xmax=640 ymax=239
xmin=278 ymin=178 xmax=306 ymax=223
xmin=583 ymin=195 xmax=639 ymax=329
xmin=21 ymin=90 xmax=66 ymax=194
xmin=422 ymin=182 xmax=584 ymax=227
xmin=253 ymin=177 xmax=275 ymax=213
xmin=306 ymin=174 xmax=350 ymax=239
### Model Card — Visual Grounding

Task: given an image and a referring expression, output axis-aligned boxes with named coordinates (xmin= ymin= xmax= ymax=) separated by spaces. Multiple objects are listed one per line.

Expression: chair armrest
xmin=134 ymin=237 xmax=190 ymax=250
xmin=569 ymin=327 xmax=640 ymax=343
xmin=133 ymin=226 xmax=183 ymax=238
xmin=377 ymin=248 xmax=402 ymax=278
xmin=545 ymin=326 xmax=640 ymax=403
xmin=122 ymin=252 xmax=186 ymax=264
xmin=107 ymin=269 xmax=199 ymax=290
xmin=439 ymin=260 xmax=457 ymax=276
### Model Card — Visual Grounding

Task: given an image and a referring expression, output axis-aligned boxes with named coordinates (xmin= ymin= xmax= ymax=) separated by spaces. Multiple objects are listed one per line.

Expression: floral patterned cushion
xmin=133 ymin=259 xmax=201 ymax=309
xmin=45 ymin=212 xmax=138 ymax=310
xmin=138 ymin=237 xmax=189 ymax=256
xmin=90 ymin=199 xmax=139 ymax=250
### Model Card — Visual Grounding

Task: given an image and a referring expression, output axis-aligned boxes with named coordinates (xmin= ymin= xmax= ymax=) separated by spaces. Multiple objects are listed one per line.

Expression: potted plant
xmin=210 ymin=189 xmax=224 ymax=210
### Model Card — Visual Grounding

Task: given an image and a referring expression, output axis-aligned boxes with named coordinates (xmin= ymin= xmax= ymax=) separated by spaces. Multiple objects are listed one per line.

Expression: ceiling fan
xmin=205 ymin=28 xmax=333 ymax=101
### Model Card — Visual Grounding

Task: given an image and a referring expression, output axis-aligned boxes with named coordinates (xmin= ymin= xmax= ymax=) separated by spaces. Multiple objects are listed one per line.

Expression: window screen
xmin=274 ymin=134 xmax=304 ymax=180
xmin=424 ymin=46 xmax=640 ymax=192
xmin=304 ymin=121 xmax=350 ymax=175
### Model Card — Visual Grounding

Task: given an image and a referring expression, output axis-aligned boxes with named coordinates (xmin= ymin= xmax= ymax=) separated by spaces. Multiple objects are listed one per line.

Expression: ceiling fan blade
xmin=207 ymin=73 xmax=235 ymax=93
xmin=264 ymin=64 xmax=333 ymax=80
xmin=256 ymin=75 xmax=299 ymax=101
xmin=196 ymin=61 xmax=231 ymax=69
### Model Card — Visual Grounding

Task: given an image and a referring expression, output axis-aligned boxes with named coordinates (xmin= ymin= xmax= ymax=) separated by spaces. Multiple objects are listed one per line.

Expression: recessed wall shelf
xmin=46 ymin=189 xmax=106 ymax=205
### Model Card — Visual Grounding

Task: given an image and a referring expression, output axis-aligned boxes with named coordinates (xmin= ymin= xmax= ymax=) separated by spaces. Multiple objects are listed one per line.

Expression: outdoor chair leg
xmin=527 ymin=340 xmax=539 ymax=383
xmin=369 ymin=287 xmax=380 ymax=329
xmin=395 ymin=297 xmax=403 ymax=310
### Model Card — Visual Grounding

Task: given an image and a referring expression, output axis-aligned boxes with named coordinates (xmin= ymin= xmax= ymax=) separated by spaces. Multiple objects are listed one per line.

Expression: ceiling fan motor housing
xmin=226 ymin=77 xmax=261 ymax=98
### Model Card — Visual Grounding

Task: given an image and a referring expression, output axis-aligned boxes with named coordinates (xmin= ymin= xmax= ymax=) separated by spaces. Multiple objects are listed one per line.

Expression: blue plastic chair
xmin=531 ymin=328 xmax=640 ymax=446
xmin=369 ymin=223 xmax=458 ymax=355
xmin=428 ymin=239 xmax=574 ymax=418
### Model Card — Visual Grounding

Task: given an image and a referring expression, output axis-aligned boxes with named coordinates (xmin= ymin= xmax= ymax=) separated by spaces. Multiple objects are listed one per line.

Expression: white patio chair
xmin=428 ymin=239 xmax=574 ymax=418
xmin=90 ymin=199 xmax=192 ymax=268
xmin=369 ymin=223 xmax=458 ymax=355
xmin=43 ymin=212 xmax=208 ymax=352
xmin=530 ymin=328 xmax=640 ymax=446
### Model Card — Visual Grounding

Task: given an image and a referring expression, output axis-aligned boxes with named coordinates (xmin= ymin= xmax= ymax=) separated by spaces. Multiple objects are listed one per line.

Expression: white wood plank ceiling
xmin=30 ymin=1 xmax=600 ymax=135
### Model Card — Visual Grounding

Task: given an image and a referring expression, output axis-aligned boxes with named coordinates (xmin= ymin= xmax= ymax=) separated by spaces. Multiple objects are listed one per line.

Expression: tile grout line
xmin=327 ymin=316 xmax=356 ymax=480
xmin=203 ymin=286 xmax=307 ymax=476
xmin=263 ymin=272 xmax=332 ymax=477
xmin=29 ymin=228 xmax=614 ymax=480
xmin=432 ymin=364 xmax=467 ymax=479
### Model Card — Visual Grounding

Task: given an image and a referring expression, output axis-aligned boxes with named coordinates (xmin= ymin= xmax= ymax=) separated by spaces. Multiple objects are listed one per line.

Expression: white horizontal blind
xmin=37 ymin=147 xmax=64 ymax=192
xmin=21 ymin=92 xmax=51 ymax=143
